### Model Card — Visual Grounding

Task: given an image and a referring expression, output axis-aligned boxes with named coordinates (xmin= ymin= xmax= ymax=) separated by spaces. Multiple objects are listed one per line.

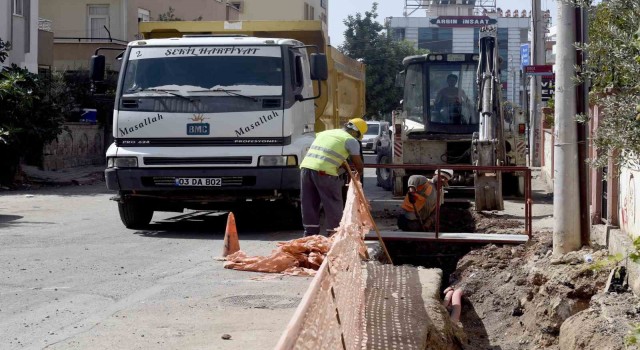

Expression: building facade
xmin=0 ymin=0 xmax=40 ymax=72
xmin=232 ymin=0 xmax=328 ymax=26
xmin=387 ymin=2 xmax=530 ymax=105
xmin=39 ymin=0 xmax=239 ymax=71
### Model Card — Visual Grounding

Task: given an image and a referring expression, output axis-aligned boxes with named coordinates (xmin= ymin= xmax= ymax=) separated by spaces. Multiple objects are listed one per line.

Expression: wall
xmin=38 ymin=28 xmax=54 ymax=69
xmin=0 ymin=0 xmax=38 ymax=72
xmin=42 ymin=123 xmax=105 ymax=171
xmin=238 ymin=0 xmax=327 ymax=23
xmin=129 ymin=0 xmax=238 ymax=41
xmin=541 ymin=128 xmax=554 ymax=190
xmin=52 ymin=41 xmax=123 ymax=71
xmin=620 ymin=165 xmax=640 ymax=238
xmin=40 ymin=0 xmax=125 ymax=41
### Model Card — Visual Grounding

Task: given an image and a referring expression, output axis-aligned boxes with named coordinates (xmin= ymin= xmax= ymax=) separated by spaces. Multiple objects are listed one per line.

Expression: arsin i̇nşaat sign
xmin=430 ymin=16 xmax=498 ymax=27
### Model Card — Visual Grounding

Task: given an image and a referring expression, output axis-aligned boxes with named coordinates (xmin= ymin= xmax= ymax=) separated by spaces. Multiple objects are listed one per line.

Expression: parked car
xmin=361 ymin=121 xmax=391 ymax=154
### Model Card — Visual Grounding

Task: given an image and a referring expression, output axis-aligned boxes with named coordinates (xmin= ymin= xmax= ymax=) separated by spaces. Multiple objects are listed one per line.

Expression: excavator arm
xmin=473 ymin=26 xmax=506 ymax=211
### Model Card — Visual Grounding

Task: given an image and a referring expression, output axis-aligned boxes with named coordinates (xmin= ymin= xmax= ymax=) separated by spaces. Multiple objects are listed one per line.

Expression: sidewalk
xmin=21 ymin=164 xmax=106 ymax=186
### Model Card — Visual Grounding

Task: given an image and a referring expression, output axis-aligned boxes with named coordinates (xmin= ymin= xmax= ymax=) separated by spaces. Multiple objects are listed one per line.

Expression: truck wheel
xmin=376 ymin=148 xmax=393 ymax=191
xmin=118 ymin=201 xmax=153 ymax=229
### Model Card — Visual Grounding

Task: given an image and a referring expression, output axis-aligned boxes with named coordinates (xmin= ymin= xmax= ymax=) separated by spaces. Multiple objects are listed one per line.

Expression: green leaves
xmin=0 ymin=65 xmax=66 ymax=168
xmin=583 ymin=0 xmax=640 ymax=166
xmin=339 ymin=3 xmax=426 ymax=118
xmin=0 ymin=38 xmax=10 ymax=64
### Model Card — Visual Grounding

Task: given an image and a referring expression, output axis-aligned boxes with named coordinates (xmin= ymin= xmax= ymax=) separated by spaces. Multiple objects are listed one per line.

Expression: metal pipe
xmin=435 ymin=167 xmax=441 ymax=239
xmin=450 ymin=289 xmax=463 ymax=322
xmin=363 ymin=164 xmax=530 ymax=171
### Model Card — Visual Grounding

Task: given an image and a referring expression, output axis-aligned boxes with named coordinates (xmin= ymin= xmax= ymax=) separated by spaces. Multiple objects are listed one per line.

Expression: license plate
xmin=175 ymin=177 xmax=221 ymax=186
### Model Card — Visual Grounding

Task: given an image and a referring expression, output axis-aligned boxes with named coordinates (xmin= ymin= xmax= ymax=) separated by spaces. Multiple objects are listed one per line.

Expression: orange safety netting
xmin=275 ymin=177 xmax=373 ymax=350
xmin=223 ymin=235 xmax=333 ymax=276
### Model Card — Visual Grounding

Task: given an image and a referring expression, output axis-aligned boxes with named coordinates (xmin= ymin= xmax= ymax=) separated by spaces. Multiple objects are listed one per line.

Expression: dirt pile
xmin=450 ymin=232 xmax=640 ymax=349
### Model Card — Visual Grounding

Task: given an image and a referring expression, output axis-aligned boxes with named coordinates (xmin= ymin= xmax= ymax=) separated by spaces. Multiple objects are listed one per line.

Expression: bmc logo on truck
xmin=187 ymin=123 xmax=210 ymax=135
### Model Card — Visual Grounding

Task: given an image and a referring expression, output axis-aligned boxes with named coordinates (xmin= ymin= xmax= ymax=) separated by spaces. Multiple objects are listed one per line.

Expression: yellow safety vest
xmin=300 ymin=129 xmax=353 ymax=176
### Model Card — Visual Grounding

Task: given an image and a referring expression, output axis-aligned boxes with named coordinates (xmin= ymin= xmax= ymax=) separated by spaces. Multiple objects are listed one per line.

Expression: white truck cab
xmin=92 ymin=35 xmax=328 ymax=228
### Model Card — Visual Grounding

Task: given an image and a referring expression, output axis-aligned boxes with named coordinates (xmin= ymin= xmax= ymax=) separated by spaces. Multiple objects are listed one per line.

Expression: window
xmin=13 ymin=0 xmax=23 ymax=16
xmin=392 ymin=28 xmax=405 ymax=41
xmin=121 ymin=49 xmax=283 ymax=94
xmin=403 ymin=64 xmax=424 ymax=123
xmin=88 ymin=5 xmax=110 ymax=39
xmin=230 ymin=1 xmax=243 ymax=12
xmin=304 ymin=3 xmax=315 ymax=20
xmin=418 ymin=28 xmax=453 ymax=53
xmin=293 ymin=55 xmax=304 ymax=88
xmin=428 ymin=63 xmax=478 ymax=125
xmin=137 ymin=8 xmax=150 ymax=23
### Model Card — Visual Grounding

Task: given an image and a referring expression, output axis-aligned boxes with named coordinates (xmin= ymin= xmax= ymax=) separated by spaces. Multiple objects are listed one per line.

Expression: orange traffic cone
xmin=222 ymin=212 xmax=240 ymax=257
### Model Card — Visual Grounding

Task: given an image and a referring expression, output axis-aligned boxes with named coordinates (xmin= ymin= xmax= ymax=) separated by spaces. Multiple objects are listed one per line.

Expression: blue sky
xmin=328 ymin=0 xmax=558 ymax=47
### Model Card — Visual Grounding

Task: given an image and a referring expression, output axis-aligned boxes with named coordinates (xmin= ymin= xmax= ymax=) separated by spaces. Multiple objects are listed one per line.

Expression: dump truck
xmin=91 ymin=20 xmax=365 ymax=228
xmin=377 ymin=26 xmax=526 ymax=209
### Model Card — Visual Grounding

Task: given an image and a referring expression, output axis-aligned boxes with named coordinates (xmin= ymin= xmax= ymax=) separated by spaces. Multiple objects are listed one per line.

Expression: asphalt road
xmin=0 ymin=154 xmax=381 ymax=350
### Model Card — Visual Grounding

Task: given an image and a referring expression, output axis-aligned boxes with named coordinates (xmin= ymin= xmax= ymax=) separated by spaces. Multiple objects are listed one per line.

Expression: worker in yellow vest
xmin=397 ymin=170 xmax=453 ymax=231
xmin=299 ymin=118 xmax=367 ymax=236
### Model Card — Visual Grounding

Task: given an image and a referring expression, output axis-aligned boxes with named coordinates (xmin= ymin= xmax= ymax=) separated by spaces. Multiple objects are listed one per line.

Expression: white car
xmin=361 ymin=121 xmax=391 ymax=154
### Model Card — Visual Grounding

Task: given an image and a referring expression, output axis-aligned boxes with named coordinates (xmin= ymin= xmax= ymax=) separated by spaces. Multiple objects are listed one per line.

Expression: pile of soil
xmin=449 ymin=231 xmax=640 ymax=349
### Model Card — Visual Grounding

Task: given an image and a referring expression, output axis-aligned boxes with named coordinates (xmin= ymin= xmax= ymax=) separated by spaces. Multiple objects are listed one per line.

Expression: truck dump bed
xmin=139 ymin=20 xmax=366 ymax=132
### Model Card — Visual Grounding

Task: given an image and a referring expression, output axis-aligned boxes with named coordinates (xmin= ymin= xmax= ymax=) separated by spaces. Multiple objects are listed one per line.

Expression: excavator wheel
xmin=376 ymin=147 xmax=393 ymax=191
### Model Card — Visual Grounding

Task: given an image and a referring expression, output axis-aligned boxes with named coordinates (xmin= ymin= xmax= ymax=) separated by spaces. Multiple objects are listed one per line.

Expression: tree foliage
xmin=0 ymin=66 xmax=70 ymax=185
xmin=339 ymin=3 xmax=426 ymax=118
xmin=157 ymin=7 xmax=182 ymax=21
xmin=580 ymin=0 xmax=640 ymax=167
xmin=0 ymin=38 xmax=10 ymax=64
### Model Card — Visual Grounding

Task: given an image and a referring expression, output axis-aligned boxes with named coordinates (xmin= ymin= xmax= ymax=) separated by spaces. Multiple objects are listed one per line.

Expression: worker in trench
xmin=397 ymin=170 xmax=454 ymax=232
xmin=299 ymin=118 xmax=367 ymax=237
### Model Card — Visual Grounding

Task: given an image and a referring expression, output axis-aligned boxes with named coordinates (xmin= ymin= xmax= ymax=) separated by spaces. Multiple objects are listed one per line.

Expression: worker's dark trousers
xmin=300 ymin=168 xmax=344 ymax=236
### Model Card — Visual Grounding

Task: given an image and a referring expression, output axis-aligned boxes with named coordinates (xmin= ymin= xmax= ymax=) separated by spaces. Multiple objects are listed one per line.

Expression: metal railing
xmin=364 ymin=163 xmax=533 ymax=241
xmin=53 ymin=37 xmax=128 ymax=45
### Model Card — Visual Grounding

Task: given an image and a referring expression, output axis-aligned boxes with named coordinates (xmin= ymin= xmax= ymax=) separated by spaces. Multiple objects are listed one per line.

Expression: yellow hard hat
xmin=346 ymin=118 xmax=368 ymax=140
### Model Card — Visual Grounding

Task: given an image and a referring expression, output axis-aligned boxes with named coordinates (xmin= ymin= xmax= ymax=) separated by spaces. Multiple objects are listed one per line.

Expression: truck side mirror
xmin=90 ymin=55 xmax=106 ymax=82
xmin=310 ymin=53 xmax=328 ymax=81
xmin=395 ymin=71 xmax=405 ymax=88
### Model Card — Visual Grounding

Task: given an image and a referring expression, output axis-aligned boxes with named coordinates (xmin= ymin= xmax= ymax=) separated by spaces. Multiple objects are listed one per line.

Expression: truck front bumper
xmin=105 ymin=167 xmax=300 ymax=195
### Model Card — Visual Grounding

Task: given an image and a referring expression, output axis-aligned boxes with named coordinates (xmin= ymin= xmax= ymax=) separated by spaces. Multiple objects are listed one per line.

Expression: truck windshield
xmin=428 ymin=63 xmax=478 ymax=125
xmin=121 ymin=46 xmax=283 ymax=96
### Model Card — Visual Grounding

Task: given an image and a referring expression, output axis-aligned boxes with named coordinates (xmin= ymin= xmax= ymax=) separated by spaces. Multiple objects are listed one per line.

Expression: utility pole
xmin=553 ymin=0 xmax=581 ymax=254
xmin=529 ymin=0 xmax=545 ymax=166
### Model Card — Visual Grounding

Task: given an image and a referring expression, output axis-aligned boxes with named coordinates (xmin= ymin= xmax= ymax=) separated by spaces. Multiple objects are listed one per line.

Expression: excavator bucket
xmin=475 ymin=172 xmax=504 ymax=211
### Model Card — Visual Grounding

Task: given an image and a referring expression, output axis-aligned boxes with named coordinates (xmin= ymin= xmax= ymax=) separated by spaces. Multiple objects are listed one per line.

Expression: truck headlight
xmin=107 ymin=157 xmax=138 ymax=168
xmin=258 ymin=155 xmax=297 ymax=167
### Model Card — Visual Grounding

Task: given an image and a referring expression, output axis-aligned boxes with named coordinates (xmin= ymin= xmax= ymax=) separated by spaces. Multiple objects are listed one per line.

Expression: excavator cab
xmin=402 ymin=54 xmax=480 ymax=135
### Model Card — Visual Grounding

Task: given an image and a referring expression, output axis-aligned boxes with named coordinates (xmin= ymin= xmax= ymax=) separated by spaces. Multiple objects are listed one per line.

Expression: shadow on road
xmin=132 ymin=209 xmax=304 ymax=241
xmin=0 ymin=214 xmax=23 ymax=228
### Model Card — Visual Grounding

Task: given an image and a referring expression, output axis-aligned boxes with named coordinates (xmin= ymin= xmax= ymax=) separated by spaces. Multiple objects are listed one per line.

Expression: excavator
xmin=381 ymin=25 xmax=525 ymax=211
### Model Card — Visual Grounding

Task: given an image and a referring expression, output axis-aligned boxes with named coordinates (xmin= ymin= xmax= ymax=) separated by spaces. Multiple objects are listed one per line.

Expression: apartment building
xmin=232 ymin=0 xmax=328 ymax=26
xmin=0 ymin=0 xmax=40 ymax=72
xmin=39 ymin=0 xmax=240 ymax=71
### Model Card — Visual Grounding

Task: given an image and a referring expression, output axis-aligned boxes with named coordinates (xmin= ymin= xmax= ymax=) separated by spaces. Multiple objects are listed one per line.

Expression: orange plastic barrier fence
xmin=275 ymin=178 xmax=372 ymax=350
